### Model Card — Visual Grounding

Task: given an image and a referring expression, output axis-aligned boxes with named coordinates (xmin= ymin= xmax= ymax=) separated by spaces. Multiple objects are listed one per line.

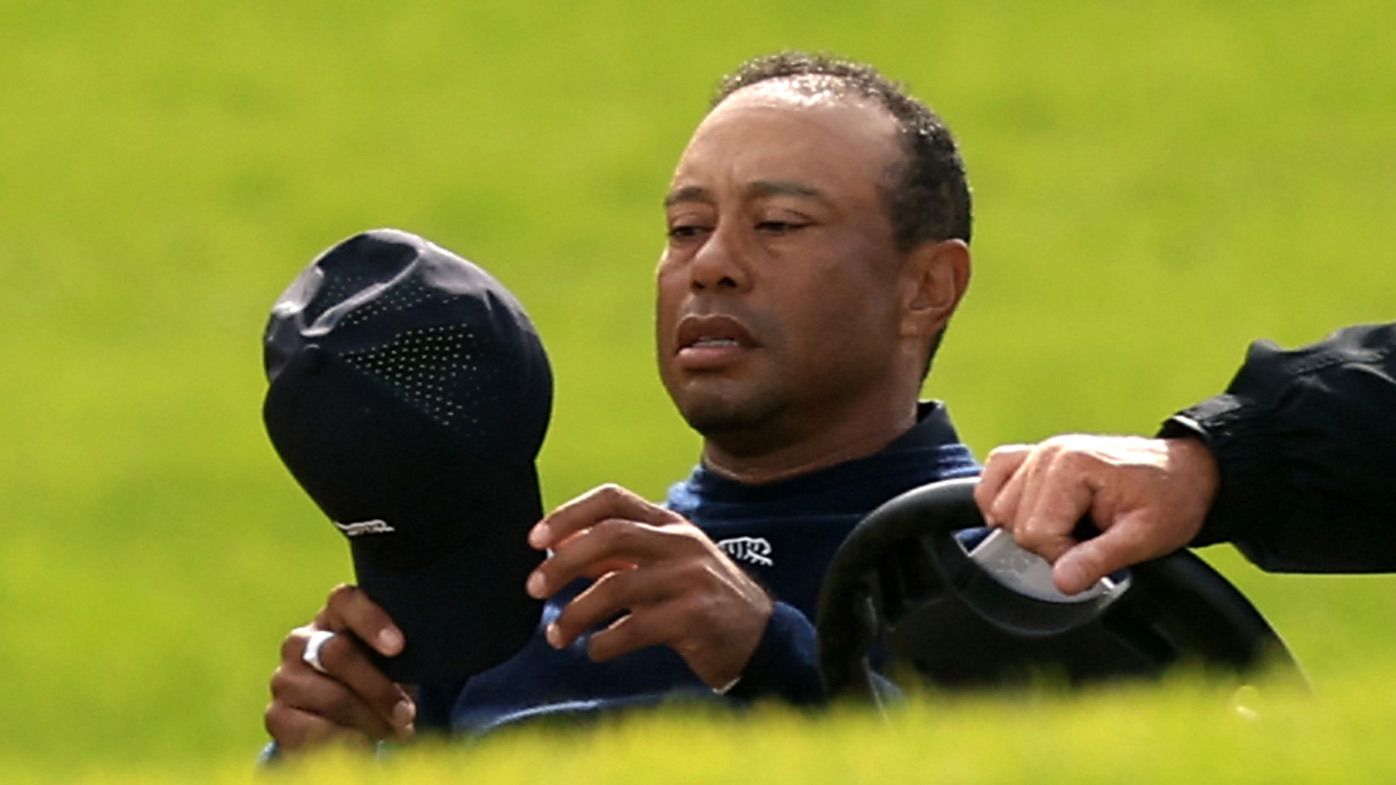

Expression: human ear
xmin=899 ymin=239 xmax=970 ymax=339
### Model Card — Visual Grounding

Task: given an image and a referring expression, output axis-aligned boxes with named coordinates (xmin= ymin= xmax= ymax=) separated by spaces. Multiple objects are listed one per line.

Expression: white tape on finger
xmin=302 ymin=629 xmax=336 ymax=675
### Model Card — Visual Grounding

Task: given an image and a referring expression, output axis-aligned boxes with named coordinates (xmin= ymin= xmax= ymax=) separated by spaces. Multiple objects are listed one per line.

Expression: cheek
xmin=773 ymin=261 xmax=898 ymax=368
xmin=654 ymin=264 xmax=683 ymax=339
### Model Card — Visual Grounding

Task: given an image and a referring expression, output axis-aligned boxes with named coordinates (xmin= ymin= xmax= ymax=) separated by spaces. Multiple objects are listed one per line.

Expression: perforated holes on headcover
xmin=342 ymin=321 xmax=500 ymax=439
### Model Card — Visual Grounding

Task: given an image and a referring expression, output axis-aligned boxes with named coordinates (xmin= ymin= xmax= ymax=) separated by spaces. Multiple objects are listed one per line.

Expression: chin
xmin=674 ymin=389 xmax=786 ymax=439
xmin=681 ymin=406 xmax=756 ymax=437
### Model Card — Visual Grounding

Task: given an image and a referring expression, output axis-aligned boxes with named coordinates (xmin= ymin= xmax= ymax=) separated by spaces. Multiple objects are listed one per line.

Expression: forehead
xmin=670 ymin=80 xmax=902 ymax=198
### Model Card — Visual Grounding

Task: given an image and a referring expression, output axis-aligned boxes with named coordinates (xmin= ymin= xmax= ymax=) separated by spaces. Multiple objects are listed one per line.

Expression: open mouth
xmin=690 ymin=337 xmax=740 ymax=348
xmin=676 ymin=315 xmax=756 ymax=352
xmin=674 ymin=314 xmax=757 ymax=369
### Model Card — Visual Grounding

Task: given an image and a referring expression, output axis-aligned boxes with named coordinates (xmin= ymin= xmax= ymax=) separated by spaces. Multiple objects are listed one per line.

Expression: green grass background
xmin=2 ymin=0 xmax=1393 ymax=781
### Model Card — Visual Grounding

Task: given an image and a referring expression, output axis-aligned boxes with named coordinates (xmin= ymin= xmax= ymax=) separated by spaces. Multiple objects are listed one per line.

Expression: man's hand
xmin=973 ymin=435 xmax=1220 ymax=595
xmin=264 ymin=585 xmax=417 ymax=754
xmin=525 ymin=484 xmax=773 ymax=690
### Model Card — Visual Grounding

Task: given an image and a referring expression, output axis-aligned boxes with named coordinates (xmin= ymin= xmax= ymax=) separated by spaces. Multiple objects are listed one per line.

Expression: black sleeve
xmin=1159 ymin=322 xmax=1396 ymax=573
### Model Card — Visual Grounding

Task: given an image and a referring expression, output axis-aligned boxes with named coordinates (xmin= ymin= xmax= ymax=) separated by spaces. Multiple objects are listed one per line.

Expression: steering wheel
xmin=816 ymin=477 xmax=1302 ymax=702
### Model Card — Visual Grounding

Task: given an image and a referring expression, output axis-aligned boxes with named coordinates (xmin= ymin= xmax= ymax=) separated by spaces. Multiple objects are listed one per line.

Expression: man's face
xmin=656 ymin=82 xmax=912 ymax=446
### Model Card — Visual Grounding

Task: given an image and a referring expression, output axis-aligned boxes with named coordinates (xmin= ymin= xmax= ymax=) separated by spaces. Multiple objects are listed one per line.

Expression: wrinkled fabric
xmin=1163 ymin=322 xmax=1396 ymax=572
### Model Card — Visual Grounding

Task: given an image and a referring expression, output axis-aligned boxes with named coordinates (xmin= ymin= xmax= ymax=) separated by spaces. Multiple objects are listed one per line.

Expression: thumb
xmin=1050 ymin=513 xmax=1156 ymax=595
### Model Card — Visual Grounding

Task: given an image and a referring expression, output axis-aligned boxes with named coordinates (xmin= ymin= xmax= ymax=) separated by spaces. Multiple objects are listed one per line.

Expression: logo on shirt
xmin=717 ymin=536 xmax=774 ymax=567
xmin=334 ymin=519 xmax=396 ymax=537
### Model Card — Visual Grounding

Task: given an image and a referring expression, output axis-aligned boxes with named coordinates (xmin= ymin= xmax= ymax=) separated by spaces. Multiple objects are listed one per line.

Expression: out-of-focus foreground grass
xmin=0 ymin=0 xmax=1392 ymax=778
xmin=12 ymin=667 xmax=1395 ymax=784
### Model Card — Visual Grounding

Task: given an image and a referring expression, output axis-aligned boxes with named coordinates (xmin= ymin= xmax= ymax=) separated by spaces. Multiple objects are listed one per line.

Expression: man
xmin=975 ymin=321 xmax=1396 ymax=595
xmin=263 ymin=51 xmax=977 ymax=754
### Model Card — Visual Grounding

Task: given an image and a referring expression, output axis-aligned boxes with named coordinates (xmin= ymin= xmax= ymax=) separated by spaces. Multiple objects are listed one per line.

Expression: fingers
xmin=576 ymin=577 xmax=771 ymax=689
xmin=264 ymin=702 xmax=374 ymax=753
xmin=976 ymin=444 xmax=1030 ymax=525
xmin=296 ymin=627 xmax=415 ymax=727
xmin=977 ymin=438 xmax=1102 ymax=563
xmin=1012 ymin=453 xmax=1099 ymax=562
xmin=524 ymin=483 xmax=772 ymax=689
xmin=529 ymin=484 xmax=681 ymax=550
xmin=265 ymin=585 xmax=415 ymax=754
xmin=978 ymin=434 xmax=1220 ymax=586
xmin=270 ymin=626 xmax=415 ymax=745
xmin=270 ymin=664 xmax=397 ymax=745
xmin=527 ymin=517 xmax=701 ymax=599
xmin=545 ymin=564 xmax=679 ymax=649
xmin=522 ymin=482 xmax=771 ymax=690
xmin=314 ymin=584 xmax=405 ymax=658
xmin=585 ymin=603 xmax=680 ymax=664
xmin=1051 ymin=511 xmax=1159 ymax=594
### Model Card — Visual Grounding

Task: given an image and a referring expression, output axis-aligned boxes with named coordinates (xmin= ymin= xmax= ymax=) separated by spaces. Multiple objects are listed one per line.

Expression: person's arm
xmin=976 ymin=321 xmax=1396 ymax=590
xmin=721 ymin=601 xmax=824 ymax=705
xmin=1162 ymin=321 xmax=1396 ymax=571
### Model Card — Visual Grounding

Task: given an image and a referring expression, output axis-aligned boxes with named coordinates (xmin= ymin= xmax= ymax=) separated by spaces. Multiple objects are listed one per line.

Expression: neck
xmin=700 ymin=402 xmax=919 ymax=485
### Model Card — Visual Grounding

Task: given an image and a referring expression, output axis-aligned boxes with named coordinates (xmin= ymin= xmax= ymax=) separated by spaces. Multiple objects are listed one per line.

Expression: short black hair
xmin=713 ymin=51 xmax=972 ymax=250
xmin=713 ymin=51 xmax=971 ymax=378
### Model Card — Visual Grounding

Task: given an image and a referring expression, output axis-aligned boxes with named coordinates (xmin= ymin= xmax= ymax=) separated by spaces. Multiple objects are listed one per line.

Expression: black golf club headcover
xmin=262 ymin=228 xmax=551 ymax=683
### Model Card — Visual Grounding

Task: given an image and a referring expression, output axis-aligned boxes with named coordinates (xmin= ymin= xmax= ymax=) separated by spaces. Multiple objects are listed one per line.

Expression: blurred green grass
xmin=10 ymin=668 xmax=1396 ymax=784
xmin=1 ymin=0 xmax=1393 ymax=776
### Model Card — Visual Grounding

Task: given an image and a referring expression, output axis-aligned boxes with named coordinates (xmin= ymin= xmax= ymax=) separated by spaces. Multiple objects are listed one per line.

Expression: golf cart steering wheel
xmin=816 ymin=477 xmax=1301 ymax=702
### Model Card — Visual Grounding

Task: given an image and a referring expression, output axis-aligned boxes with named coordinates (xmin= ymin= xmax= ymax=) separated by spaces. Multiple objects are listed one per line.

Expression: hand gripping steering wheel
xmin=816 ymin=477 xmax=1302 ymax=702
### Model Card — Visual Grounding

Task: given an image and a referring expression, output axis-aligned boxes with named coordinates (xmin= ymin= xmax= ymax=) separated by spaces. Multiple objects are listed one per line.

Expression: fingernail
xmin=528 ymin=522 xmax=550 ymax=549
xmin=378 ymin=627 xmax=403 ymax=654
xmin=546 ymin=622 xmax=562 ymax=649
xmin=1056 ymin=560 xmax=1088 ymax=594
xmin=526 ymin=571 xmax=546 ymax=598
xmin=393 ymin=699 xmax=416 ymax=727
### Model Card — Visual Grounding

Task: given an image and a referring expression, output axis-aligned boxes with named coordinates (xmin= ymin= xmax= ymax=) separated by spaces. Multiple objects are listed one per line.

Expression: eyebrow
xmin=663 ymin=185 xmax=711 ymax=208
xmin=663 ymin=180 xmax=826 ymax=207
xmin=746 ymin=180 xmax=823 ymax=201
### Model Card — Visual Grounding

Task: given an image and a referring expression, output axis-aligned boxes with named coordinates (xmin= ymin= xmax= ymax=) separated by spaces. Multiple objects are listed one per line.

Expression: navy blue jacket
xmin=415 ymin=402 xmax=978 ymax=736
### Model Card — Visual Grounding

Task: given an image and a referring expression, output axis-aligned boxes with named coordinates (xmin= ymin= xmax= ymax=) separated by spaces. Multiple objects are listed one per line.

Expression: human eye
xmin=666 ymin=211 xmax=713 ymax=243
xmin=755 ymin=218 xmax=809 ymax=235
xmin=668 ymin=222 xmax=710 ymax=240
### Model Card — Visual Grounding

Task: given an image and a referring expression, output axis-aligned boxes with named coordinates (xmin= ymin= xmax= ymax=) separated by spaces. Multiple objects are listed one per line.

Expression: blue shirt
xmin=418 ymin=402 xmax=978 ymax=737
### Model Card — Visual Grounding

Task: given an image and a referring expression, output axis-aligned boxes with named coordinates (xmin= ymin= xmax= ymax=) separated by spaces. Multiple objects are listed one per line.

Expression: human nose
xmin=688 ymin=226 xmax=750 ymax=292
